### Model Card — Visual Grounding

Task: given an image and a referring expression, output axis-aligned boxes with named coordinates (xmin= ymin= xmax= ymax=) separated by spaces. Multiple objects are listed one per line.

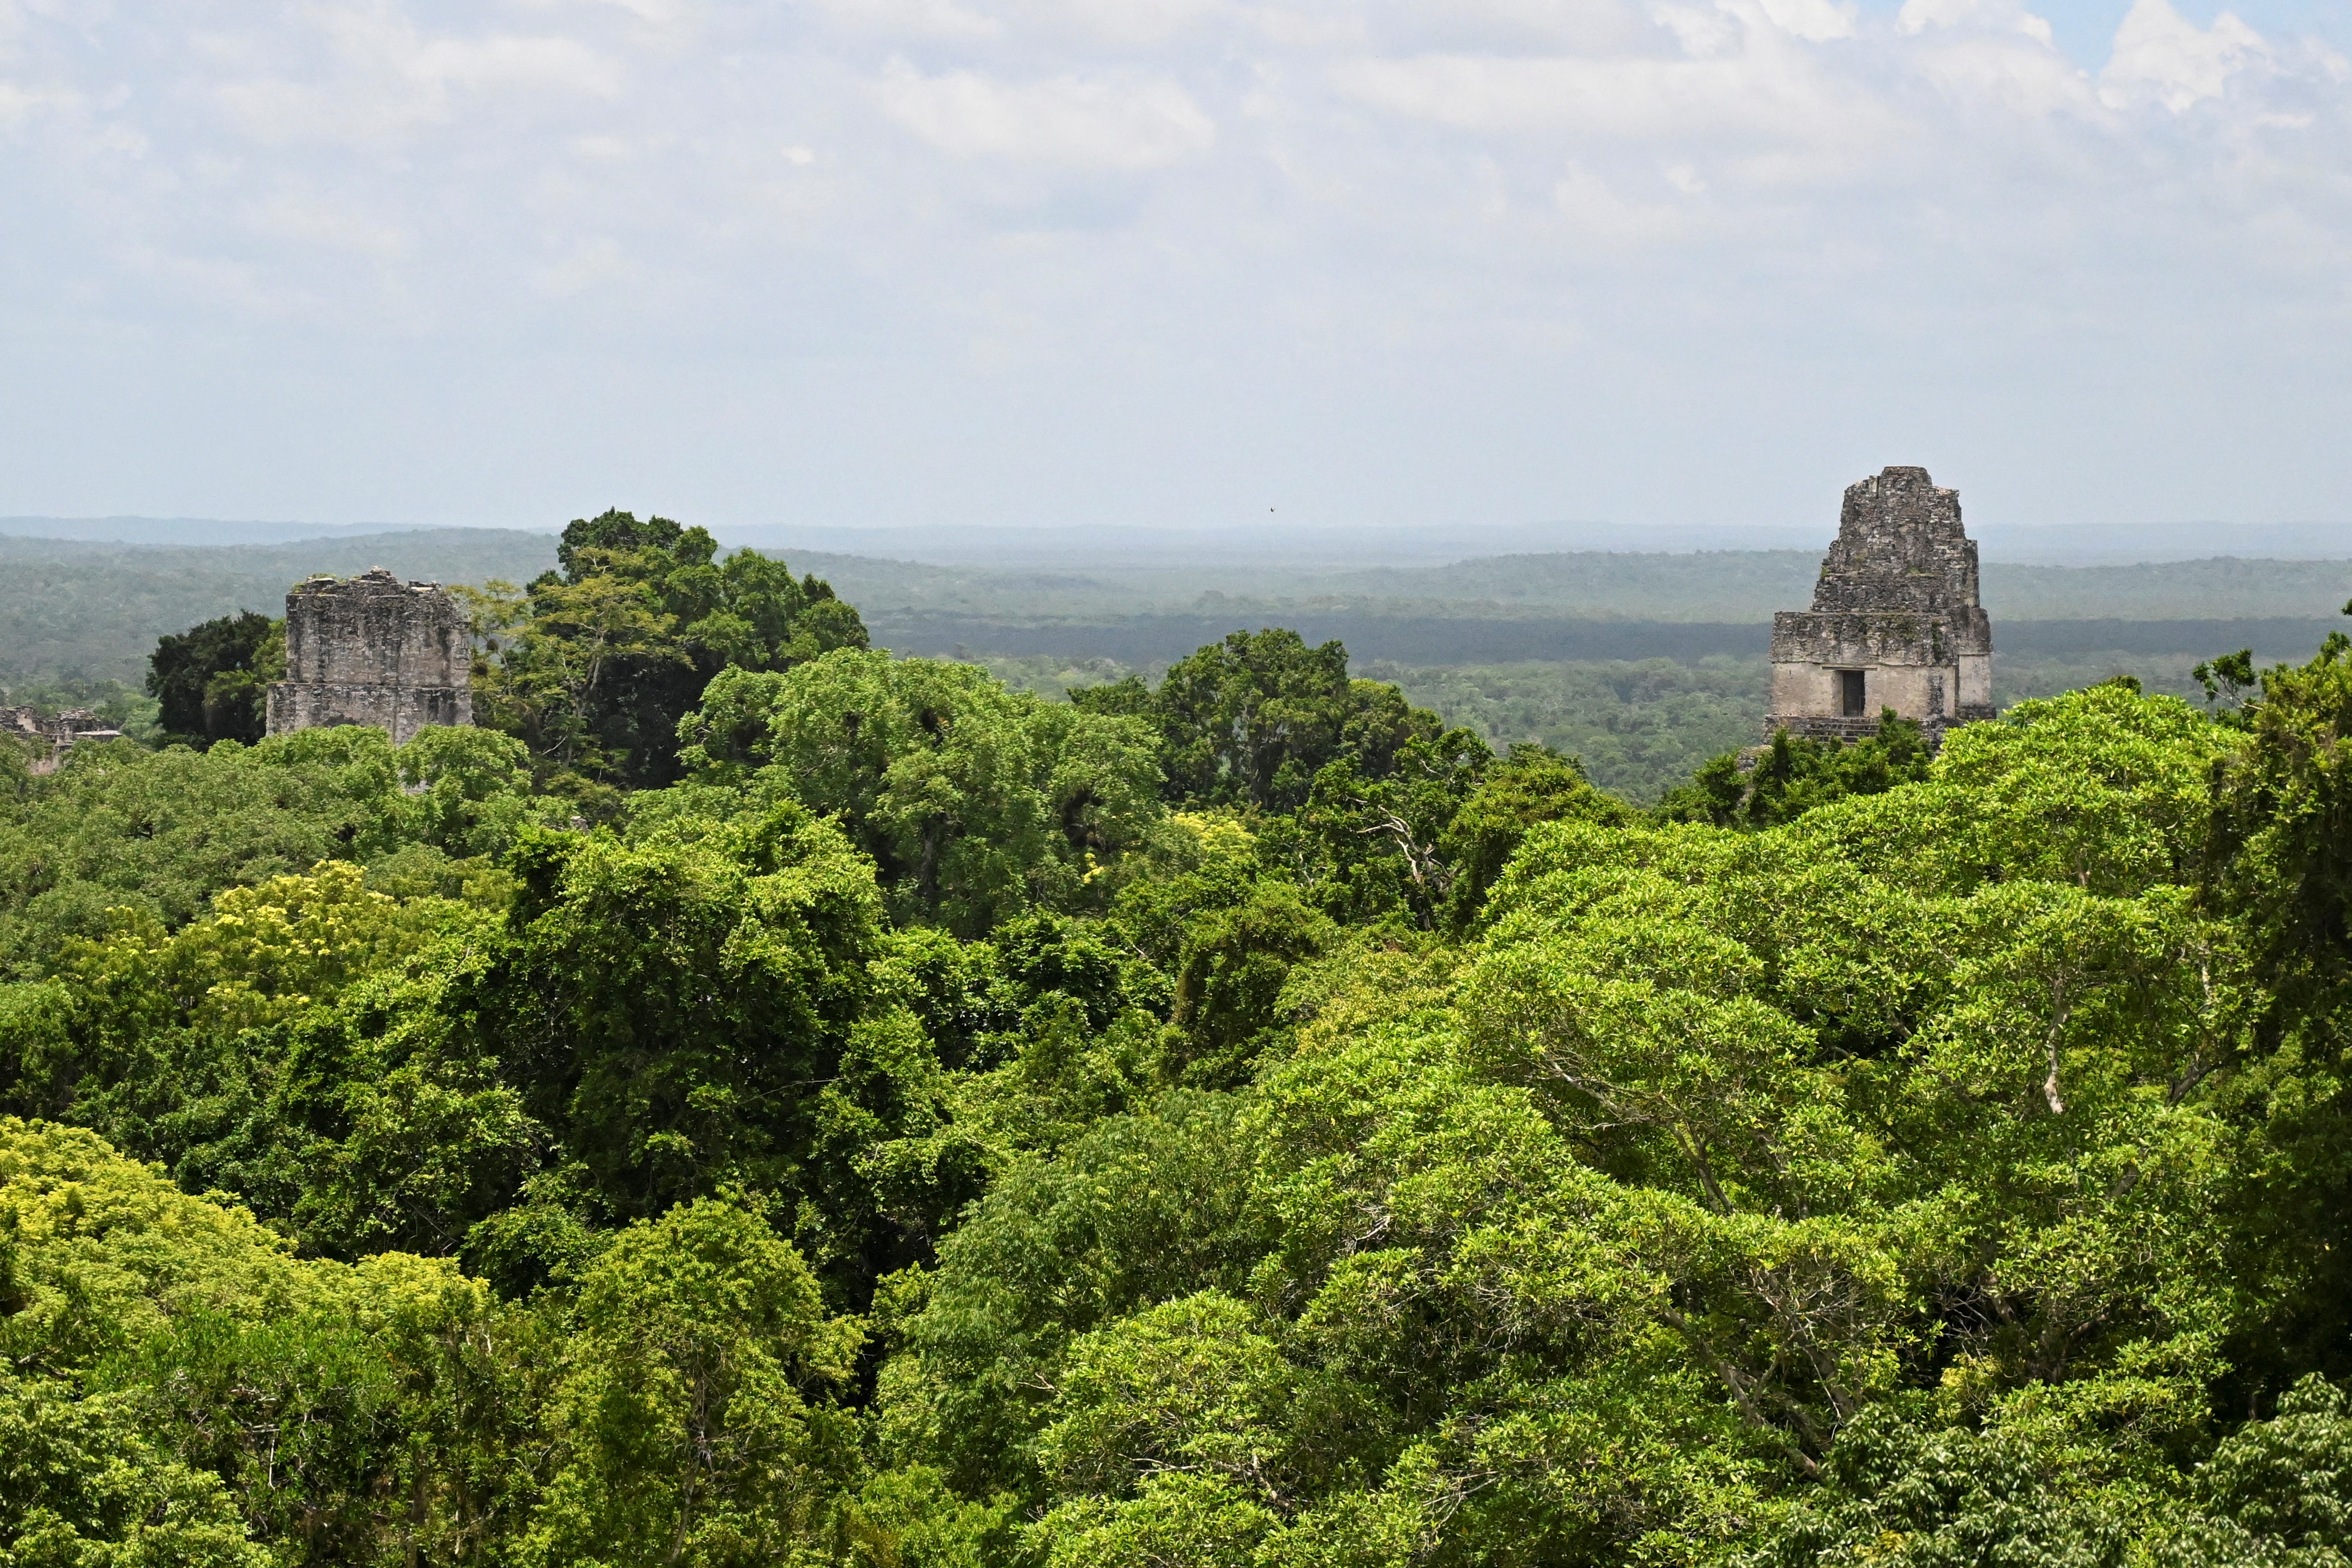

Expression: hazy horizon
xmin=4 ymin=512 xmax=2347 ymax=569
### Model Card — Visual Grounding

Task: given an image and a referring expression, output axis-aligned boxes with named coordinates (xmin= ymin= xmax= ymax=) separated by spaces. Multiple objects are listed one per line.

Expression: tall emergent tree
xmin=471 ymin=509 xmax=868 ymax=787
xmin=1076 ymin=628 xmax=1435 ymax=813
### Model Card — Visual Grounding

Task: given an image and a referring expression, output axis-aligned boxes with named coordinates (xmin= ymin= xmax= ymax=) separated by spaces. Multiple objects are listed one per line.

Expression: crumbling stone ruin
xmin=266 ymin=568 xmax=473 ymax=746
xmin=1767 ymin=466 xmax=1995 ymax=745
xmin=3 ymin=706 xmax=125 ymax=775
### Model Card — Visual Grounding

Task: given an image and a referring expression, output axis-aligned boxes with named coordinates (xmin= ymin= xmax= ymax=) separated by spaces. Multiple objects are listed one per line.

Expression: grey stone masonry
xmin=266 ymin=568 xmax=474 ymax=746
xmin=1766 ymin=466 xmax=1995 ymax=746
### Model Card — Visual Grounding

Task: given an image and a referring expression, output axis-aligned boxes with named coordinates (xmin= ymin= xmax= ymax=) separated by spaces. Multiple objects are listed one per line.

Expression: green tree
xmin=0 ymin=723 xmax=539 ymax=978
xmin=873 ymin=1091 xmax=1268 ymax=1501
xmin=1159 ymin=880 xmax=1335 ymax=1088
xmin=1273 ymin=725 xmax=1493 ymax=932
xmin=2205 ymin=628 xmax=2352 ymax=1017
xmin=523 ymin=1197 xmax=863 ymax=1568
xmin=395 ymin=725 xmax=539 ymax=861
xmin=1438 ymin=743 xmax=1635 ymax=934
xmin=2169 ymin=1374 xmax=2352 ymax=1564
xmin=1028 ymin=1293 xmax=1307 ymax=1568
xmin=1755 ymin=1405 xmax=2132 ymax=1568
xmin=2200 ymin=627 xmax=2352 ymax=1393
xmin=0 ymin=1373 xmax=269 ymax=1568
xmin=0 ymin=1117 xmax=337 ymax=1379
xmin=1 ymin=860 xmax=473 ymax=1137
xmin=147 ymin=611 xmax=284 ymax=750
xmin=680 ymin=653 xmax=1163 ymax=936
xmin=486 ymin=807 xmax=960 ymax=1297
xmin=473 ymin=510 xmax=868 ymax=788
xmin=133 ymin=1254 xmax=557 ymax=1566
xmin=1089 ymin=631 xmax=1392 ymax=813
xmin=1075 ymin=633 xmax=1499 ymax=931
xmin=1655 ymin=709 xmax=1930 ymax=829
xmin=0 ymin=1117 xmax=561 ymax=1566
xmin=879 ymin=680 xmax=2256 ymax=1563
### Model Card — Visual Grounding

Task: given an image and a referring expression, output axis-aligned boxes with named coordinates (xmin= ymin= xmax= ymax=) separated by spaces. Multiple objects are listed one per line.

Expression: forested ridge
xmin=6 ymin=513 xmax=2352 ymax=1568
xmin=11 ymin=526 xmax=2350 ymax=806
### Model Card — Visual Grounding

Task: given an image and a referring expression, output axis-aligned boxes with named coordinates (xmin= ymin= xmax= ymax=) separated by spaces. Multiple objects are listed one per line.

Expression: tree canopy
xmin=8 ymin=573 xmax=2352 ymax=1567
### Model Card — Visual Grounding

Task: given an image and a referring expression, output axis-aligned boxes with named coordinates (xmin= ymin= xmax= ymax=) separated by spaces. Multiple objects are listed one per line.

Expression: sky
xmin=2 ymin=0 xmax=2350 ymax=542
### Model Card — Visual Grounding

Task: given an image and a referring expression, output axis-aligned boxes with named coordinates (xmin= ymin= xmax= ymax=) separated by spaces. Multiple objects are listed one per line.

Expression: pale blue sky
xmin=3 ymin=0 xmax=2350 ymax=543
xmin=1886 ymin=0 xmax=2342 ymax=58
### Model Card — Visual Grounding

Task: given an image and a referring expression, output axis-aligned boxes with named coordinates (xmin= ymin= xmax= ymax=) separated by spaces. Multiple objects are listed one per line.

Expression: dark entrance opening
xmin=1838 ymin=669 xmax=1867 ymax=717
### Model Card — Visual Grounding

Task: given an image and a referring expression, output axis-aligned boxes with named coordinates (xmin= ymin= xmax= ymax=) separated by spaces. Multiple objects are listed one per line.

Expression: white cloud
xmin=399 ymin=34 xmax=620 ymax=95
xmin=1894 ymin=0 xmax=2087 ymax=116
xmin=1006 ymin=0 xmax=1225 ymax=47
xmin=800 ymin=0 xmax=1003 ymax=42
xmin=532 ymin=235 xmax=642 ymax=296
xmin=1755 ymin=0 xmax=1855 ymax=44
xmin=874 ymin=61 xmax=1216 ymax=168
xmin=570 ymin=0 xmax=691 ymax=21
xmin=1331 ymin=39 xmax=1891 ymax=150
xmin=210 ymin=9 xmax=622 ymax=148
xmin=1551 ymin=159 xmax=1709 ymax=241
xmin=1898 ymin=0 xmax=2055 ymax=45
xmin=242 ymin=189 xmax=413 ymax=260
xmin=4 ymin=0 xmax=2352 ymax=530
xmin=0 ymin=79 xmax=58 ymax=131
xmin=2100 ymin=0 xmax=2269 ymax=110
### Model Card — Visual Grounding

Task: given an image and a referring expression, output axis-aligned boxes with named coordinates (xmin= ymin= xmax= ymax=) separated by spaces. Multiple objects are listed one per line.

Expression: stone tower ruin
xmin=1766 ymin=466 xmax=1994 ymax=745
xmin=266 ymin=568 xmax=473 ymax=746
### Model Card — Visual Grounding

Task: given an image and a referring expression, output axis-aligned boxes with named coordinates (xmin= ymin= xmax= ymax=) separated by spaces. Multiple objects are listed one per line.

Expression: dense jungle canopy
xmin=4 ymin=510 xmax=2352 ymax=1568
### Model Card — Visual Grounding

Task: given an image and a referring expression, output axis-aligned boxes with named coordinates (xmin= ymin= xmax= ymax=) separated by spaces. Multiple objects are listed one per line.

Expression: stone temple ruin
xmin=1767 ymin=465 xmax=1995 ymax=745
xmin=4 ymin=706 xmax=125 ymax=775
xmin=266 ymin=568 xmax=473 ymax=746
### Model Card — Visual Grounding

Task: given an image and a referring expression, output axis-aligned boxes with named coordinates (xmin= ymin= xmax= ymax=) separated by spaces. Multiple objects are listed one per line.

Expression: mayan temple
xmin=266 ymin=568 xmax=474 ymax=745
xmin=1766 ymin=465 xmax=1995 ymax=745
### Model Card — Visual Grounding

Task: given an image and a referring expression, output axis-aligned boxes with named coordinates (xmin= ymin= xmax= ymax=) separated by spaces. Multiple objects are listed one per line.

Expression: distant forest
xmin=1 ymin=526 xmax=2340 ymax=799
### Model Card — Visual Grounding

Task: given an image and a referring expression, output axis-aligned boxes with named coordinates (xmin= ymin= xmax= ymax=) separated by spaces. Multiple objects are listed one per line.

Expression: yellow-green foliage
xmin=0 ymin=1117 xmax=332 ymax=1374
xmin=66 ymin=861 xmax=464 ymax=1037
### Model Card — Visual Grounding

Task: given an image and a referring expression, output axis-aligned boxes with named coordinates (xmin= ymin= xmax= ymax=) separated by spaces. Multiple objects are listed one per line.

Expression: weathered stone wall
xmin=1767 ymin=465 xmax=1997 ymax=745
xmin=266 ymin=568 xmax=474 ymax=746
xmin=1770 ymin=657 xmax=1952 ymax=726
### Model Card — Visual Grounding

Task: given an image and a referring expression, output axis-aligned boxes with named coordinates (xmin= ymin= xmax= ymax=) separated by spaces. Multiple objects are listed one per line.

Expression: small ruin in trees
xmin=3 ymin=705 xmax=124 ymax=774
xmin=266 ymin=568 xmax=473 ymax=746
xmin=1767 ymin=465 xmax=1996 ymax=745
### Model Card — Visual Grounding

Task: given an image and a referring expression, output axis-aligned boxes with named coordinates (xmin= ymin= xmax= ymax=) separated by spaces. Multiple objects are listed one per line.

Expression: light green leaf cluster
xmin=0 ymin=1120 xmax=868 ymax=1568
xmin=522 ymin=1198 xmax=863 ymax=1568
